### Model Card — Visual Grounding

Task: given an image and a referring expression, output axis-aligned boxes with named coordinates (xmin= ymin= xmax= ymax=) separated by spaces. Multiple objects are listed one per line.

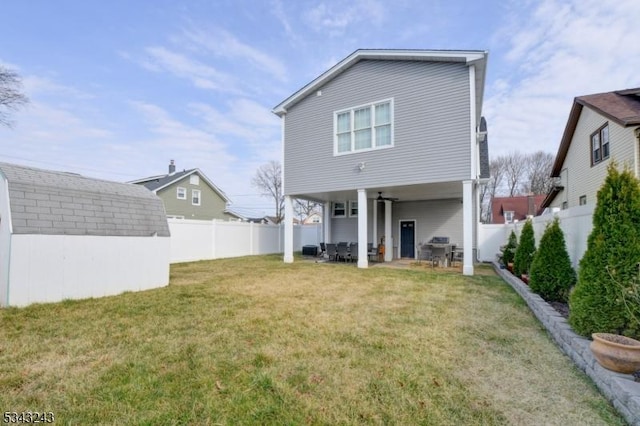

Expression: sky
xmin=1 ymin=0 xmax=639 ymax=218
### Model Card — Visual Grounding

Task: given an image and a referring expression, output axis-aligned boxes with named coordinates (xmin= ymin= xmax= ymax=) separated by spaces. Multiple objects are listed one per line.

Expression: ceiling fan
xmin=376 ymin=192 xmax=399 ymax=202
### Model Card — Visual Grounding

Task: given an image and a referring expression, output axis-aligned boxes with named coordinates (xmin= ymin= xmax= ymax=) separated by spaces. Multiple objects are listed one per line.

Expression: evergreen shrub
xmin=513 ymin=220 xmax=535 ymax=276
xmin=569 ymin=163 xmax=640 ymax=339
xmin=502 ymin=231 xmax=518 ymax=267
xmin=529 ymin=218 xmax=576 ymax=302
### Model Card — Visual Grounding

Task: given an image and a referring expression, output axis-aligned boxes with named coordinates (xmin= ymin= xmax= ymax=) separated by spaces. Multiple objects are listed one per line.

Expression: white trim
xmin=176 ymin=186 xmax=186 ymax=200
xmin=191 ymin=189 xmax=201 ymax=206
xmin=348 ymin=200 xmax=358 ymax=217
xmin=273 ymin=49 xmax=487 ymax=116
xmin=333 ymin=98 xmax=394 ymax=156
xmin=469 ymin=64 xmax=477 ymax=179
xmin=398 ymin=219 xmax=417 ymax=259
xmin=332 ymin=201 xmax=346 ymax=218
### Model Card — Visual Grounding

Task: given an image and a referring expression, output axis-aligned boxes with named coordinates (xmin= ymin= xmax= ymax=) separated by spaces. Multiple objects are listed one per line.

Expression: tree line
xmin=480 ymin=151 xmax=555 ymax=223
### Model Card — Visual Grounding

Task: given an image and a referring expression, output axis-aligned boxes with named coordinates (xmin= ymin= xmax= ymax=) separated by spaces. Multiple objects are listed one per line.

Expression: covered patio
xmin=283 ymin=179 xmax=479 ymax=275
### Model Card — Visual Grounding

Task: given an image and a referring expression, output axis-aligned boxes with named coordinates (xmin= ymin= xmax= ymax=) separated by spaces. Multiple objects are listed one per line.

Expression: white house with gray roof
xmin=273 ymin=49 xmax=490 ymax=275
xmin=0 ymin=162 xmax=171 ymax=307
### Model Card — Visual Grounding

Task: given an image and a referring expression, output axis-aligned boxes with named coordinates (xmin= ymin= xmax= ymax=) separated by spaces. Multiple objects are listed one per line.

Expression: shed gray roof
xmin=0 ymin=162 xmax=170 ymax=237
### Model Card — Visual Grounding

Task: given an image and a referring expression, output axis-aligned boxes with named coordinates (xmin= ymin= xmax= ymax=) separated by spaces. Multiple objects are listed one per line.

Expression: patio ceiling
xmin=293 ymin=181 xmax=464 ymax=204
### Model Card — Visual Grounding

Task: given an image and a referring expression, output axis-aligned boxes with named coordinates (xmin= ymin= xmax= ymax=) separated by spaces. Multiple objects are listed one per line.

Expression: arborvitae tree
xmin=529 ymin=218 xmax=576 ymax=302
xmin=569 ymin=163 xmax=640 ymax=339
xmin=502 ymin=230 xmax=517 ymax=266
xmin=513 ymin=219 xmax=535 ymax=276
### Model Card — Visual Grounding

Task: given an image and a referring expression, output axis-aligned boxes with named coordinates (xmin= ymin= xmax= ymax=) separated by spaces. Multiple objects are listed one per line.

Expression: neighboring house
xmin=0 ymin=162 xmax=170 ymax=307
xmin=490 ymin=194 xmax=546 ymax=224
xmin=302 ymin=211 xmax=322 ymax=225
xmin=130 ymin=161 xmax=242 ymax=221
xmin=541 ymin=88 xmax=640 ymax=212
xmin=273 ymin=49 xmax=489 ymax=274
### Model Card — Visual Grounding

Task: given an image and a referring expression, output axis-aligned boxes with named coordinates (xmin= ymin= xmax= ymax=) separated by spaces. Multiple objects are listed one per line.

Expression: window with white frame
xmin=349 ymin=200 xmax=358 ymax=217
xmin=177 ymin=187 xmax=186 ymax=200
xmin=504 ymin=211 xmax=514 ymax=223
xmin=332 ymin=202 xmax=346 ymax=217
xmin=591 ymin=123 xmax=610 ymax=166
xmin=190 ymin=174 xmax=200 ymax=185
xmin=192 ymin=189 xmax=201 ymax=206
xmin=335 ymin=99 xmax=393 ymax=154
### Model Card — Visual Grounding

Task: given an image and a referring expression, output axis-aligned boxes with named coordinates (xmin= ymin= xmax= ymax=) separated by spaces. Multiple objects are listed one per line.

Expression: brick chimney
xmin=169 ymin=160 xmax=176 ymax=175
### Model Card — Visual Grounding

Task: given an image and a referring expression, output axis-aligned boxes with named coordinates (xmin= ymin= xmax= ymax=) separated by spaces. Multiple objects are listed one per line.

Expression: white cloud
xmin=304 ymin=0 xmax=385 ymax=36
xmin=142 ymin=46 xmax=244 ymax=94
xmin=182 ymin=27 xmax=288 ymax=83
xmin=485 ymin=0 xmax=640 ymax=158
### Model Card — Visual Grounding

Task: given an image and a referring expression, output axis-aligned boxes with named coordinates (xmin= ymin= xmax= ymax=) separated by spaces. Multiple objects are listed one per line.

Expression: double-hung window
xmin=332 ymin=202 xmax=346 ymax=218
xmin=591 ymin=123 xmax=610 ymax=166
xmin=192 ymin=189 xmax=201 ymax=206
xmin=335 ymin=99 xmax=393 ymax=155
xmin=177 ymin=187 xmax=186 ymax=200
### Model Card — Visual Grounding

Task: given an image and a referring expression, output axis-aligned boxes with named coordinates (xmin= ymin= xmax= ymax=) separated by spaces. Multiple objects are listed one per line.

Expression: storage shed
xmin=0 ymin=162 xmax=171 ymax=307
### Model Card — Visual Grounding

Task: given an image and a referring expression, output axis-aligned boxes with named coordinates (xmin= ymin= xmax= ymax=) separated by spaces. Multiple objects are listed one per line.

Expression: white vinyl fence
xmin=477 ymin=204 xmax=594 ymax=269
xmin=168 ymin=219 xmax=322 ymax=263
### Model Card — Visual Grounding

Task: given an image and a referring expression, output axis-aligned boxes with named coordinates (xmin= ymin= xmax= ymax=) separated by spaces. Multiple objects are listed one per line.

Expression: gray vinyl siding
xmin=158 ymin=177 xmax=230 ymax=221
xmin=550 ymin=107 xmax=637 ymax=210
xmin=284 ymin=60 xmax=471 ymax=196
xmin=329 ymin=198 xmax=464 ymax=257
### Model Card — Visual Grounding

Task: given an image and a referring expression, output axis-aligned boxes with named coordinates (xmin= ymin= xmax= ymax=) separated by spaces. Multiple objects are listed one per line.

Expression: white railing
xmin=477 ymin=204 xmax=593 ymax=269
xmin=168 ymin=219 xmax=322 ymax=263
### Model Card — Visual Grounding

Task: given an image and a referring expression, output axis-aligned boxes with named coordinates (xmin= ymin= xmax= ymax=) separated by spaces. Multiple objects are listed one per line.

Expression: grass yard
xmin=0 ymin=255 xmax=625 ymax=425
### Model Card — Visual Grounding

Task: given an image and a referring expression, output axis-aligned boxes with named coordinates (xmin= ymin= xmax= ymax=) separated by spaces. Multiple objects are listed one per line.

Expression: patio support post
xmin=284 ymin=195 xmax=294 ymax=263
xmin=462 ymin=180 xmax=474 ymax=275
xmin=323 ymin=201 xmax=331 ymax=243
xmin=384 ymin=200 xmax=392 ymax=262
xmin=357 ymin=189 xmax=368 ymax=268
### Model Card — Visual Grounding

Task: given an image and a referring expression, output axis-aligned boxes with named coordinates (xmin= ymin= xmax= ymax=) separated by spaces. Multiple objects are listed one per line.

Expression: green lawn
xmin=0 ymin=255 xmax=625 ymax=425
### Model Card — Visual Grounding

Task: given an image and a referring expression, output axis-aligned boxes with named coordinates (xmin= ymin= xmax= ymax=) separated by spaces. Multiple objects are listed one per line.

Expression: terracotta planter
xmin=521 ymin=274 xmax=529 ymax=285
xmin=590 ymin=333 xmax=640 ymax=373
xmin=507 ymin=263 xmax=514 ymax=273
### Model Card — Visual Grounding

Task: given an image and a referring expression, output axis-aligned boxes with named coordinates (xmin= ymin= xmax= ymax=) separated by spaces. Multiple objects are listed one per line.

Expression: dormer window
xmin=504 ymin=211 xmax=514 ymax=223
xmin=591 ymin=123 xmax=610 ymax=166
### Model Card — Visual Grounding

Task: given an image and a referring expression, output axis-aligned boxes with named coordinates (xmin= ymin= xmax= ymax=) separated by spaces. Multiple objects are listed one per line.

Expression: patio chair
xmin=319 ymin=242 xmax=326 ymax=257
xmin=367 ymin=242 xmax=377 ymax=261
xmin=451 ymin=248 xmax=463 ymax=267
xmin=337 ymin=242 xmax=349 ymax=262
xmin=326 ymin=243 xmax=338 ymax=261
xmin=349 ymin=243 xmax=358 ymax=263
xmin=418 ymin=246 xmax=436 ymax=269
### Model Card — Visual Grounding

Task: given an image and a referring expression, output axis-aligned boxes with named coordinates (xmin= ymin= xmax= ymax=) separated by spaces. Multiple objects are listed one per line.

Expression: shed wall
xmin=6 ymin=235 xmax=170 ymax=307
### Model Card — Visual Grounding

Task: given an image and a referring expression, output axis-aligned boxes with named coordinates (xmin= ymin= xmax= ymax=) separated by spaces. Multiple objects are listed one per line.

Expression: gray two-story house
xmin=273 ymin=49 xmax=489 ymax=275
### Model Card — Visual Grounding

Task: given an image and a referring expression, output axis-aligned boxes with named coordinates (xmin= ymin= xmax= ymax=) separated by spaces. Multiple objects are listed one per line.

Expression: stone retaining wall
xmin=493 ymin=262 xmax=640 ymax=425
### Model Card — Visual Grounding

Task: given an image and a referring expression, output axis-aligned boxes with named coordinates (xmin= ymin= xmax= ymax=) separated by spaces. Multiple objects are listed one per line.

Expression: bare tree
xmin=480 ymin=156 xmax=507 ymax=223
xmin=503 ymin=151 xmax=527 ymax=196
xmin=252 ymin=160 xmax=284 ymax=224
xmin=522 ymin=151 xmax=555 ymax=195
xmin=294 ymin=199 xmax=321 ymax=223
xmin=0 ymin=66 xmax=29 ymax=128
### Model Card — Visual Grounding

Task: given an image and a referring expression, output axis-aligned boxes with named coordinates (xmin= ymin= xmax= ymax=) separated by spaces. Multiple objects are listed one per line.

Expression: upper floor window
xmin=504 ymin=211 xmax=514 ymax=223
xmin=192 ymin=189 xmax=201 ymax=206
xmin=332 ymin=202 xmax=346 ymax=217
xmin=177 ymin=187 xmax=186 ymax=200
xmin=591 ymin=123 xmax=610 ymax=166
xmin=190 ymin=174 xmax=200 ymax=185
xmin=335 ymin=99 xmax=393 ymax=155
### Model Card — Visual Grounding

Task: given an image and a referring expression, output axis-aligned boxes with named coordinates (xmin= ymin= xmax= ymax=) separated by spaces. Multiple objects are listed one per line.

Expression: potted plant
xmin=590 ymin=333 xmax=640 ymax=373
